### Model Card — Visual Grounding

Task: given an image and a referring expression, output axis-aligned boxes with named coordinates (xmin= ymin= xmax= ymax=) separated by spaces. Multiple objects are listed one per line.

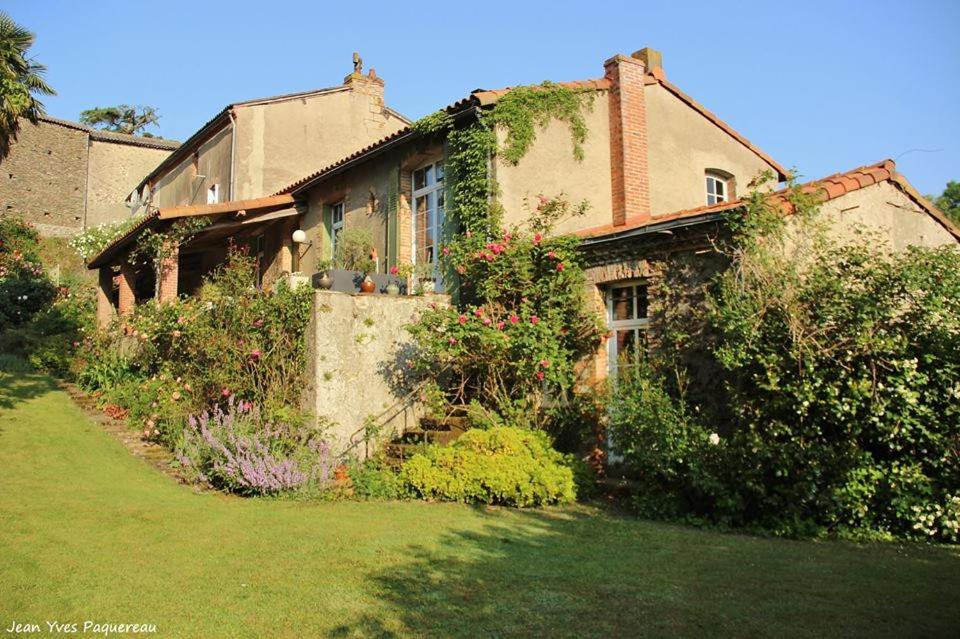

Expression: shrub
xmin=607 ymin=362 xmax=723 ymax=519
xmin=407 ymin=196 xmax=605 ymax=432
xmin=175 ymin=398 xmax=330 ymax=496
xmin=615 ymin=182 xmax=960 ymax=541
xmin=75 ymin=249 xmax=313 ymax=444
xmin=400 ymin=426 xmax=577 ymax=507
xmin=348 ymin=461 xmax=401 ymax=500
xmin=0 ymin=217 xmax=92 ymax=374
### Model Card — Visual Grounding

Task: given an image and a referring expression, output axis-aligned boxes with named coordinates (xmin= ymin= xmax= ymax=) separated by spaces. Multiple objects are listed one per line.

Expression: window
xmin=706 ymin=172 xmax=729 ymax=205
xmin=606 ymin=281 xmax=650 ymax=375
xmin=207 ymin=183 xmax=219 ymax=204
xmin=329 ymin=202 xmax=344 ymax=259
xmin=412 ymin=162 xmax=445 ymax=279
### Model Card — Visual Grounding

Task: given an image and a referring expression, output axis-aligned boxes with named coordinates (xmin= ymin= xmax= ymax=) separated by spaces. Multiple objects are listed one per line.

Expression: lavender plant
xmin=176 ymin=397 xmax=330 ymax=495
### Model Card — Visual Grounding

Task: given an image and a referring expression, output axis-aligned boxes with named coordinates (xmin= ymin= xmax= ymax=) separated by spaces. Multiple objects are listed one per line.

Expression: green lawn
xmin=1 ymin=372 xmax=958 ymax=638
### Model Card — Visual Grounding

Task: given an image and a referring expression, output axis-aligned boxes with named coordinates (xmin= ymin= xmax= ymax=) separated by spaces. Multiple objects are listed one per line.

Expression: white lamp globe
xmin=292 ymin=229 xmax=308 ymax=244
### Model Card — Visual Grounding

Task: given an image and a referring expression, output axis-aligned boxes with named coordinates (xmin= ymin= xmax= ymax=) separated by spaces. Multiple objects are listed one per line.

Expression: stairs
xmin=382 ymin=414 xmax=468 ymax=467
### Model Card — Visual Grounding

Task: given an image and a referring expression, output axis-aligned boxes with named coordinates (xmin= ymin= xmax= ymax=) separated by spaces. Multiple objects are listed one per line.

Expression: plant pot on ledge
xmin=360 ymin=274 xmax=376 ymax=294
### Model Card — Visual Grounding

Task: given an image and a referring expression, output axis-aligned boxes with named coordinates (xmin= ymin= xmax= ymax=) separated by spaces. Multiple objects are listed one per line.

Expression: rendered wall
xmin=0 ymin=120 xmax=88 ymax=236
xmin=302 ymin=290 xmax=443 ymax=458
xmin=494 ymin=97 xmax=614 ymax=235
xmin=645 ymin=83 xmax=779 ymax=217
xmin=233 ymin=85 xmax=407 ymax=200
xmin=818 ymin=182 xmax=957 ymax=250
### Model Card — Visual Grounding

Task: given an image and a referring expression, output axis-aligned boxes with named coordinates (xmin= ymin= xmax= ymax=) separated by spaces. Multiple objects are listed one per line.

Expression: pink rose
xmin=539 ymin=359 xmax=551 ymax=368
xmin=389 ymin=265 xmax=399 ymax=275
xmin=530 ymin=316 xmax=540 ymax=325
xmin=482 ymin=318 xmax=492 ymax=326
xmin=448 ymin=337 xmax=458 ymax=345
xmin=458 ymin=314 xmax=467 ymax=325
xmin=221 ymin=388 xmax=231 ymax=397
xmin=509 ymin=315 xmax=520 ymax=324
xmin=474 ymin=307 xmax=484 ymax=317
xmin=497 ymin=321 xmax=505 ymax=330
xmin=556 ymin=263 xmax=565 ymax=271
xmin=536 ymin=371 xmax=545 ymax=381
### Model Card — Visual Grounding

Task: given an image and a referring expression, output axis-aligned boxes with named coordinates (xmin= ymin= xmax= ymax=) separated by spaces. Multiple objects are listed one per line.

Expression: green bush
xmin=348 ymin=461 xmax=401 ymax=500
xmin=400 ymin=426 xmax=577 ymax=507
xmin=613 ymin=183 xmax=960 ymax=542
xmin=75 ymin=249 xmax=313 ymax=446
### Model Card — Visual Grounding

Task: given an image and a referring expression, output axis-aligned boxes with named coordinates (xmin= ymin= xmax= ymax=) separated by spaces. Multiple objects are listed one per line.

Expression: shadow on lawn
xmin=330 ymin=506 xmax=960 ymax=638
xmin=0 ymin=370 xmax=57 ymax=411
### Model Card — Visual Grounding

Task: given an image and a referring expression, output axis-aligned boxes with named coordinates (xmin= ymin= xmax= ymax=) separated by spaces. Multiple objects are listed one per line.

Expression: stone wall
xmin=86 ymin=139 xmax=173 ymax=228
xmin=0 ymin=119 xmax=88 ymax=236
xmin=302 ymin=290 xmax=445 ymax=459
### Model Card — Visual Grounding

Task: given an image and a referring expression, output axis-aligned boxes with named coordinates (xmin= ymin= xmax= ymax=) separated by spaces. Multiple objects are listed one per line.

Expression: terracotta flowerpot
xmin=360 ymin=275 xmax=376 ymax=293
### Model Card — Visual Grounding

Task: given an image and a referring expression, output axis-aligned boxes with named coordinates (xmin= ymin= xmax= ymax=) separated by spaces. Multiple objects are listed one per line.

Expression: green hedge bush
xmin=400 ymin=426 xmax=577 ymax=507
xmin=610 ymin=184 xmax=960 ymax=542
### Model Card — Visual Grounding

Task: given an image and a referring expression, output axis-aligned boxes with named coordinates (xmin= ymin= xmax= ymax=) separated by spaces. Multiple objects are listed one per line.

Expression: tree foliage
xmin=928 ymin=180 xmax=960 ymax=225
xmin=0 ymin=11 xmax=54 ymax=159
xmin=79 ymin=104 xmax=159 ymax=136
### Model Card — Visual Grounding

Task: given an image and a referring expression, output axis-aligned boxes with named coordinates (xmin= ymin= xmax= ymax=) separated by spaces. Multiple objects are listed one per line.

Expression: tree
xmin=79 ymin=104 xmax=159 ymax=136
xmin=0 ymin=12 xmax=55 ymax=160
xmin=928 ymin=181 xmax=960 ymax=225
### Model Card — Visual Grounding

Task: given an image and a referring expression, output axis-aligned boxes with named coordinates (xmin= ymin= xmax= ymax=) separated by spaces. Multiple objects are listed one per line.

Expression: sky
xmin=7 ymin=0 xmax=959 ymax=196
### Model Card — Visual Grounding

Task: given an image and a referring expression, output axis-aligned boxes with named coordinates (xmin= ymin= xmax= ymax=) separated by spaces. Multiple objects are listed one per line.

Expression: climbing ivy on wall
xmin=412 ymin=81 xmax=597 ymax=236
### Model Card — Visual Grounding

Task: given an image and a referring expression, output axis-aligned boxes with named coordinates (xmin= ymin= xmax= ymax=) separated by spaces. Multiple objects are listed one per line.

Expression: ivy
xmin=411 ymin=81 xmax=596 ymax=237
xmin=487 ymin=81 xmax=594 ymax=164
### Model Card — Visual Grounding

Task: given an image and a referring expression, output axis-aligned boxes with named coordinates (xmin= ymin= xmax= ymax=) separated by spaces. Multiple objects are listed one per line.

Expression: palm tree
xmin=0 ymin=12 xmax=55 ymax=160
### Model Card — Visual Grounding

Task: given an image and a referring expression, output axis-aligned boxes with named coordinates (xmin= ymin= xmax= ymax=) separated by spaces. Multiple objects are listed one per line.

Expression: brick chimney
xmin=604 ymin=52 xmax=651 ymax=226
xmin=343 ymin=52 xmax=386 ymax=120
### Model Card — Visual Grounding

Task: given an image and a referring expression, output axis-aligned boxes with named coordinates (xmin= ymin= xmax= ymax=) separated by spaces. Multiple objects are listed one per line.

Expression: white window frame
xmin=330 ymin=201 xmax=344 ymax=259
xmin=606 ymin=280 xmax=650 ymax=376
xmin=207 ymin=183 xmax=220 ymax=204
xmin=411 ymin=161 xmax=445 ymax=281
xmin=705 ymin=172 xmax=728 ymax=206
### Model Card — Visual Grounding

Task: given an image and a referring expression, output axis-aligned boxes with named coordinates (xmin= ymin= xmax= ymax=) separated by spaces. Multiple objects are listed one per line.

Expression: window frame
xmin=411 ymin=161 xmax=445 ymax=280
xmin=705 ymin=172 xmax=729 ymax=206
xmin=329 ymin=201 xmax=345 ymax=260
xmin=605 ymin=280 xmax=650 ymax=376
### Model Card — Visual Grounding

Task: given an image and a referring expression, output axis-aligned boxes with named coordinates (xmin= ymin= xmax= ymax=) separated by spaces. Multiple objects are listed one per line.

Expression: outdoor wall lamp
xmin=292 ymin=229 xmax=309 ymax=244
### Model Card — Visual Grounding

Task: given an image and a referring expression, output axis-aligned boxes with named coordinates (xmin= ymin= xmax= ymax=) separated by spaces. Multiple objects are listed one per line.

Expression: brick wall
xmin=604 ymin=55 xmax=651 ymax=227
xmin=0 ymin=119 xmax=88 ymax=236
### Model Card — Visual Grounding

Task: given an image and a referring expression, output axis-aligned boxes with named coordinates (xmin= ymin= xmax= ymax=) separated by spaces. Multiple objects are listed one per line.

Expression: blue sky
xmin=7 ymin=0 xmax=959 ymax=196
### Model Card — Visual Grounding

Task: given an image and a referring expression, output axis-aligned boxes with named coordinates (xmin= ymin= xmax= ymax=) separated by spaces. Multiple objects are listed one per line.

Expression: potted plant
xmin=387 ymin=262 xmax=413 ymax=296
xmin=334 ymin=228 xmax=378 ymax=293
xmin=313 ymin=258 xmax=333 ymax=290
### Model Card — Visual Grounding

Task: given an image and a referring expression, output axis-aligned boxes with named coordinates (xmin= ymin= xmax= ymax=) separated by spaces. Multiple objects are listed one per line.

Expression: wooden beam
xmin=156 ymin=194 xmax=296 ymax=220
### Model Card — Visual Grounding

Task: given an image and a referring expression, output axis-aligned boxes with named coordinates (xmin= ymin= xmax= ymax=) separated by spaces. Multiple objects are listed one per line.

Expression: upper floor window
xmin=606 ymin=281 xmax=649 ymax=375
xmin=412 ymin=161 xmax=445 ymax=273
xmin=207 ymin=183 xmax=219 ymax=204
xmin=705 ymin=171 xmax=735 ymax=206
xmin=330 ymin=201 xmax=345 ymax=259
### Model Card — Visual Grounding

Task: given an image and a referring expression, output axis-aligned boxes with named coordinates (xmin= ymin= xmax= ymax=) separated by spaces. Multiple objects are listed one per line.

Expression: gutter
xmin=579 ymin=211 xmax=728 ymax=248
xmin=228 ymin=109 xmax=237 ymax=199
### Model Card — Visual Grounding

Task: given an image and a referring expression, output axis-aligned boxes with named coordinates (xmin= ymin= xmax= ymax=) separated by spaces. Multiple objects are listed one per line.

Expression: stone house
xmin=90 ymin=59 xmax=408 ymax=306
xmin=88 ymin=48 xmax=783 ymax=310
xmin=0 ymin=115 xmax=179 ymax=236
xmin=87 ymin=47 xmax=959 ymax=386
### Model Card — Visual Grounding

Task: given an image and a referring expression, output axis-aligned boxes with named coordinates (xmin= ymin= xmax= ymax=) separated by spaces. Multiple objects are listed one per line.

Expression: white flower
xmin=708 ymin=433 xmax=721 ymax=446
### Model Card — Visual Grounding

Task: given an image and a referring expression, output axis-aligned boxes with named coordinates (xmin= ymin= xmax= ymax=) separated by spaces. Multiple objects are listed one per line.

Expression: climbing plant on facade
xmin=408 ymin=83 xmax=603 ymax=432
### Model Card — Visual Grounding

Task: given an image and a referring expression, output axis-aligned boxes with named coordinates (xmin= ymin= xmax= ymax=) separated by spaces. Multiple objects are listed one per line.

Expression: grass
xmin=1 ymin=372 xmax=958 ymax=638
